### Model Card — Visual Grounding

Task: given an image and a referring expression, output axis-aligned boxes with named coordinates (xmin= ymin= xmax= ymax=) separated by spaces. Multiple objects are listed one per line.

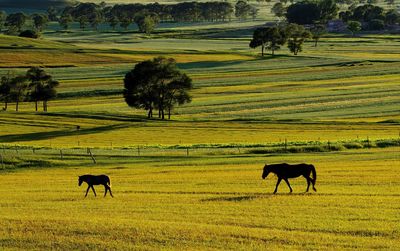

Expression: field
xmin=1 ymin=148 xmax=399 ymax=250
xmin=0 ymin=19 xmax=400 ymax=250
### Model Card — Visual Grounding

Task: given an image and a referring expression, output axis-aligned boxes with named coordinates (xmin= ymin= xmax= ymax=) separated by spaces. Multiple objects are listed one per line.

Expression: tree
xmin=0 ymin=73 xmax=12 ymax=111
xmin=59 ymin=13 xmax=73 ymax=30
xmin=249 ymin=6 xmax=259 ymax=21
xmin=9 ymin=75 xmax=29 ymax=112
xmin=368 ymin=19 xmax=384 ymax=30
xmin=107 ymin=14 xmax=119 ymax=30
xmin=41 ymin=79 xmax=59 ymax=112
xmin=286 ymin=1 xmax=321 ymax=24
xmin=32 ymin=13 xmax=49 ymax=32
xmin=286 ymin=0 xmax=338 ymax=24
xmin=286 ymin=23 xmax=311 ymax=55
xmin=385 ymin=10 xmax=399 ymax=25
xmin=310 ymin=24 xmax=326 ymax=47
xmin=124 ymin=57 xmax=193 ymax=120
xmin=134 ymin=12 xmax=159 ymax=34
xmin=0 ymin=11 xmax=6 ymax=32
xmin=272 ymin=3 xmax=286 ymax=19
xmin=119 ymin=16 xmax=132 ymax=30
xmin=347 ymin=20 xmax=361 ymax=36
xmin=47 ymin=6 xmax=59 ymax=21
xmin=249 ymin=26 xmax=287 ymax=56
xmin=235 ymin=0 xmax=252 ymax=20
xmin=5 ymin=12 xmax=27 ymax=32
xmin=77 ymin=15 xmax=88 ymax=30
xmin=318 ymin=0 xmax=339 ymax=23
xmin=26 ymin=67 xmax=50 ymax=111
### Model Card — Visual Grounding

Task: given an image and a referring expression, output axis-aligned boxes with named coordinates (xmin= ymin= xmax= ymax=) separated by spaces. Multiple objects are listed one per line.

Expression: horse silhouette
xmin=78 ymin=174 xmax=113 ymax=198
xmin=262 ymin=163 xmax=317 ymax=194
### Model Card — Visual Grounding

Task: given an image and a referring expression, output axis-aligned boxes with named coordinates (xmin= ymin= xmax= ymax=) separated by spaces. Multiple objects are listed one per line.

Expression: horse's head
xmin=262 ymin=164 xmax=270 ymax=179
xmin=78 ymin=176 xmax=83 ymax=186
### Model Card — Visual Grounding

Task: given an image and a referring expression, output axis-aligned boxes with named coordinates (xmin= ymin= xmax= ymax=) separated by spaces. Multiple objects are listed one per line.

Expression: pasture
xmin=0 ymin=148 xmax=399 ymax=250
xmin=0 ymin=19 xmax=399 ymax=250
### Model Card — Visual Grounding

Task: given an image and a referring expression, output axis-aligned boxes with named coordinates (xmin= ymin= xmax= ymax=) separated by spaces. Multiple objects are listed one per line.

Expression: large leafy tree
xmin=59 ymin=13 xmax=73 ymax=30
xmin=286 ymin=23 xmax=311 ymax=55
xmin=26 ymin=67 xmax=49 ymax=111
xmin=286 ymin=0 xmax=338 ymax=24
xmin=235 ymin=0 xmax=252 ymax=20
xmin=347 ymin=20 xmax=361 ymax=36
xmin=5 ymin=12 xmax=27 ymax=33
xmin=124 ymin=57 xmax=193 ymax=120
xmin=134 ymin=12 xmax=159 ymax=34
xmin=249 ymin=26 xmax=287 ymax=56
xmin=32 ymin=13 xmax=49 ymax=32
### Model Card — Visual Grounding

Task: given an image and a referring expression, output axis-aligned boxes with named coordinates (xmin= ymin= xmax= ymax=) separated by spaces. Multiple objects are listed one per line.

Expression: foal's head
xmin=262 ymin=164 xmax=271 ymax=179
xmin=78 ymin=176 xmax=84 ymax=186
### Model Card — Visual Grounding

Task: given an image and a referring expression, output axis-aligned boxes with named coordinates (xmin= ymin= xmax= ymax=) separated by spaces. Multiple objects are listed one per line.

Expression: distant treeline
xmin=0 ymin=0 xmax=76 ymax=10
xmin=60 ymin=1 xmax=235 ymax=25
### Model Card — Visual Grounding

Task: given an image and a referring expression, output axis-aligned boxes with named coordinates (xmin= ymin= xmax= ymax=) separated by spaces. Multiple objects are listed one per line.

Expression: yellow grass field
xmin=0 ymin=148 xmax=399 ymax=250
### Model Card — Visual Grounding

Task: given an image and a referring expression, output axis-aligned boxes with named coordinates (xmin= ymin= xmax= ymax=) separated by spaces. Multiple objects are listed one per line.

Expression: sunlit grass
xmin=0 ymin=148 xmax=399 ymax=250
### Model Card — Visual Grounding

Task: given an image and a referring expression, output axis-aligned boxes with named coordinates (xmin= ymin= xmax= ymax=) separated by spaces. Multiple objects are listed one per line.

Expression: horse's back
xmin=271 ymin=163 xmax=314 ymax=178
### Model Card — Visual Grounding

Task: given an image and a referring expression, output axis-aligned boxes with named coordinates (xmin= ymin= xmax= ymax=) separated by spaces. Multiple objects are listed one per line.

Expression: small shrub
xmin=375 ymin=139 xmax=400 ymax=148
xmin=343 ymin=142 xmax=364 ymax=149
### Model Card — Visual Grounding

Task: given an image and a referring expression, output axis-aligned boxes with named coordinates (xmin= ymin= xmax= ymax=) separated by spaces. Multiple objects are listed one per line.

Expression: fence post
xmin=328 ymin=141 xmax=331 ymax=151
xmin=0 ymin=153 xmax=4 ymax=169
xmin=186 ymin=147 xmax=189 ymax=156
xmin=284 ymin=139 xmax=287 ymax=152
xmin=367 ymin=136 xmax=370 ymax=148
xmin=87 ymin=148 xmax=96 ymax=164
xmin=60 ymin=149 xmax=63 ymax=160
xmin=137 ymin=146 xmax=140 ymax=156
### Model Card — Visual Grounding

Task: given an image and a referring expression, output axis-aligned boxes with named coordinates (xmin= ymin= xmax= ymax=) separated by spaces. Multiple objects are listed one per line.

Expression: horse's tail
xmin=107 ymin=177 xmax=111 ymax=187
xmin=311 ymin=165 xmax=317 ymax=184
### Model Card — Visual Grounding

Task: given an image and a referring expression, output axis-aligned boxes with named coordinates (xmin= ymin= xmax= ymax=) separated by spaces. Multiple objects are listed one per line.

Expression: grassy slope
xmin=0 ymin=30 xmax=399 ymax=147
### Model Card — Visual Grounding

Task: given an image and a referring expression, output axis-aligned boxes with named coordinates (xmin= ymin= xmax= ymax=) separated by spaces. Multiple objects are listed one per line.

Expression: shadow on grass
xmin=177 ymin=60 xmax=245 ymax=70
xmin=0 ymin=123 xmax=130 ymax=143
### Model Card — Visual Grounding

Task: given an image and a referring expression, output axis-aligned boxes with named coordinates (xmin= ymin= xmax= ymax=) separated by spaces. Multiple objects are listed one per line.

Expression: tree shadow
xmin=0 ymin=123 xmax=130 ymax=143
xmin=177 ymin=60 xmax=246 ymax=70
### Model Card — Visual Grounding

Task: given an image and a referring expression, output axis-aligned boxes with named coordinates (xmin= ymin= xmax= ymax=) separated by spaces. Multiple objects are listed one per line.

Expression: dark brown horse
xmin=78 ymin=174 xmax=113 ymax=197
xmin=262 ymin=163 xmax=317 ymax=194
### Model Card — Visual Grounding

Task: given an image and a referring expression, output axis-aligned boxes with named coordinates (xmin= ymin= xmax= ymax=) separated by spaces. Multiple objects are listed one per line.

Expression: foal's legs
xmin=284 ymin=178 xmax=293 ymax=193
xmin=273 ymin=178 xmax=282 ymax=194
xmin=311 ymin=178 xmax=317 ymax=192
xmin=107 ymin=185 xmax=113 ymax=198
xmin=85 ymin=186 xmax=90 ymax=197
xmin=104 ymin=185 xmax=108 ymax=197
xmin=91 ymin=185 xmax=97 ymax=197
xmin=305 ymin=176 xmax=311 ymax=192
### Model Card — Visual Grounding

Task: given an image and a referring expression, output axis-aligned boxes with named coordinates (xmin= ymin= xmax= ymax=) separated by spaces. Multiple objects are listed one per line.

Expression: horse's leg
xmin=108 ymin=186 xmax=114 ymax=198
xmin=104 ymin=185 xmax=108 ymax=197
xmin=312 ymin=179 xmax=317 ymax=192
xmin=91 ymin=185 xmax=97 ymax=197
xmin=85 ymin=186 xmax=90 ymax=197
xmin=305 ymin=176 xmax=310 ymax=192
xmin=284 ymin=179 xmax=293 ymax=193
xmin=273 ymin=178 xmax=282 ymax=194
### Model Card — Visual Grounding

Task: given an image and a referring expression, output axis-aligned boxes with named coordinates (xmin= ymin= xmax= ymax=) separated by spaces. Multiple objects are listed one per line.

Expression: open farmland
xmin=0 ymin=19 xmax=400 ymax=250
xmin=0 ymin=148 xmax=399 ymax=250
